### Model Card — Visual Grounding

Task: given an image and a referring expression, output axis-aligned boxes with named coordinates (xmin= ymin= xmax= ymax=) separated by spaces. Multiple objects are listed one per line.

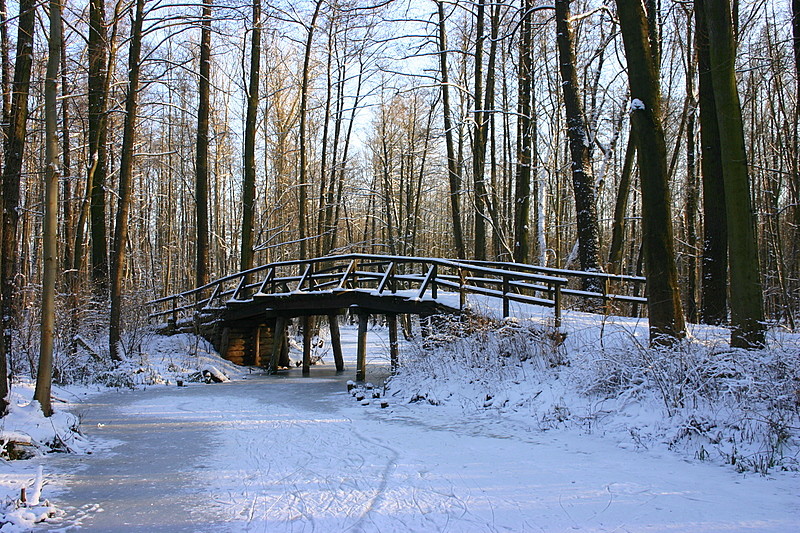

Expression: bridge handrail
xmin=458 ymin=259 xmax=646 ymax=284
xmin=148 ymin=253 xmax=649 ymax=328
xmin=148 ymin=253 xmax=566 ymax=302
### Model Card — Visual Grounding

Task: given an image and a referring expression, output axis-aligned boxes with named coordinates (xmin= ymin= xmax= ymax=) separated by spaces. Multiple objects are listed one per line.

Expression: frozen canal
xmin=44 ymin=360 xmax=799 ymax=532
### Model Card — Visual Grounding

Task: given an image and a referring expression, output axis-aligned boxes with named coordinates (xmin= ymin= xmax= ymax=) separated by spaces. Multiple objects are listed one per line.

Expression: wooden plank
xmin=257 ymin=267 xmax=275 ymax=294
xmin=336 ymin=259 xmax=358 ymax=290
xmin=253 ymin=325 xmax=261 ymax=366
xmin=376 ymin=262 xmax=396 ymax=293
xmin=296 ymin=264 xmax=313 ymax=291
xmin=502 ymin=276 xmax=510 ymax=317
xmin=417 ymin=263 xmax=437 ymax=299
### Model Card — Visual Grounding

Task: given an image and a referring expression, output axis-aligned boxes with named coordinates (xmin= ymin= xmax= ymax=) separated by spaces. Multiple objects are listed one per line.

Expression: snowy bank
xmin=0 ymin=331 xmax=248 ymax=530
xmin=385 ymin=309 xmax=800 ymax=474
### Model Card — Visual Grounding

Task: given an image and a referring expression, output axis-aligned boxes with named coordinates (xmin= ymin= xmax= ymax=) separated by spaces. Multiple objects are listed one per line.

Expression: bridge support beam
xmin=388 ymin=314 xmax=399 ymax=371
xmin=302 ymin=316 xmax=311 ymax=376
xmin=328 ymin=314 xmax=344 ymax=372
xmin=356 ymin=312 xmax=369 ymax=382
xmin=269 ymin=316 xmax=287 ymax=374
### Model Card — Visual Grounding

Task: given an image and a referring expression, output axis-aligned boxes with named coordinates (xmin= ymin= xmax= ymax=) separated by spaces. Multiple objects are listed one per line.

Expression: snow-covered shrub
xmin=386 ymin=317 xmax=564 ymax=411
xmin=385 ymin=311 xmax=800 ymax=474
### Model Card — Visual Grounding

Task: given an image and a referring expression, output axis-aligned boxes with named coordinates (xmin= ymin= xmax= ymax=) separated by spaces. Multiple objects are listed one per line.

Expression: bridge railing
xmin=148 ymin=254 xmax=645 ymax=329
xmin=459 ymin=260 xmax=647 ymax=316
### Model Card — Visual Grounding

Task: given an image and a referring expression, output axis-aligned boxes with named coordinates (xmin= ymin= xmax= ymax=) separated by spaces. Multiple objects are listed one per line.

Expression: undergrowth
xmin=385 ymin=315 xmax=800 ymax=474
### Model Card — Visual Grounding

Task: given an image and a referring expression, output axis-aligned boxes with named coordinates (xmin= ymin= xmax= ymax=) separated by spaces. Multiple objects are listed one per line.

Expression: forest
xmin=0 ymin=0 xmax=798 ymax=414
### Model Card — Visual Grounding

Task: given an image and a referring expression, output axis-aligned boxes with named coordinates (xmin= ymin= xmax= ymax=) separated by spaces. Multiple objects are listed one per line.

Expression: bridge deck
xmin=149 ymin=254 xmax=647 ymax=381
xmin=224 ymin=289 xmax=458 ymax=321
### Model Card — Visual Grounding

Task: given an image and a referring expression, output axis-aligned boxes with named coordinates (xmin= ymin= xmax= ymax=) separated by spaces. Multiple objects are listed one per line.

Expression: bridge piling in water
xmin=388 ymin=314 xmax=399 ymax=371
xmin=328 ymin=314 xmax=345 ymax=372
xmin=269 ymin=317 xmax=287 ymax=374
xmin=356 ymin=313 xmax=369 ymax=382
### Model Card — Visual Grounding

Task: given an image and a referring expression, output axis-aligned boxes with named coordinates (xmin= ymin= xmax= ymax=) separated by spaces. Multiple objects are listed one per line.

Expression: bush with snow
xmin=385 ymin=312 xmax=800 ymax=474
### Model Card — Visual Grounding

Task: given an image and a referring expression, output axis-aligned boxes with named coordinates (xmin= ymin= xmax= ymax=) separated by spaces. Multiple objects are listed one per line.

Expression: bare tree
xmin=241 ymin=0 xmax=261 ymax=273
xmin=472 ymin=0 xmax=489 ymax=259
xmin=703 ymin=0 xmax=765 ymax=347
xmin=298 ymin=0 xmax=324 ymax=260
xmin=695 ymin=0 xmax=728 ymax=325
xmin=555 ymin=0 xmax=602 ymax=288
xmin=87 ymin=0 xmax=110 ymax=289
xmin=616 ymin=0 xmax=686 ymax=344
xmin=195 ymin=0 xmax=212 ymax=287
xmin=437 ymin=0 xmax=466 ymax=259
xmin=35 ymin=0 xmax=63 ymax=417
xmin=513 ymin=0 xmax=533 ymax=264
xmin=109 ymin=0 xmax=146 ymax=361
xmin=0 ymin=0 xmax=36 ymax=415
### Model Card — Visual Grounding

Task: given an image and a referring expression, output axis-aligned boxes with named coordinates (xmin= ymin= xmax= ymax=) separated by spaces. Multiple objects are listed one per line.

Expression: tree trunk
xmin=792 ymin=0 xmax=800 ymax=295
xmin=195 ymin=0 xmax=212 ymax=287
xmin=436 ymin=1 xmax=465 ymax=259
xmin=298 ymin=0 xmax=323 ymax=260
xmin=513 ymin=0 xmax=533 ymax=264
xmin=684 ymin=15 xmax=698 ymax=324
xmin=35 ymin=0 xmax=62 ymax=417
xmin=473 ymin=0 xmax=488 ymax=260
xmin=326 ymin=59 xmax=364 ymax=254
xmin=240 ymin=0 xmax=260 ymax=273
xmin=0 ymin=0 xmax=36 ymax=416
xmin=703 ymin=0 xmax=765 ymax=348
xmin=88 ymin=0 xmax=109 ymax=290
xmin=616 ymin=0 xmax=686 ymax=345
xmin=109 ymin=0 xmax=145 ymax=362
xmin=60 ymin=19 xmax=74 ymax=277
xmin=555 ymin=0 xmax=602 ymax=290
xmin=483 ymin=1 xmax=504 ymax=259
xmin=607 ymin=133 xmax=635 ymax=274
xmin=0 ymin=0 xmax=10 ymax=125
xmin=794 ymin=0 xmax=799 ymax=96
xmin=685 ymin=96 xmax=699 ymax=323
xmin=695 ymin=0 xmax=728 ymax=325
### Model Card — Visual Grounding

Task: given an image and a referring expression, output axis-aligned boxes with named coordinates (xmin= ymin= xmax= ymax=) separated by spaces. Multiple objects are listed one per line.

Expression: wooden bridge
xmin=148 ymin=254 xmax=647 ymax=381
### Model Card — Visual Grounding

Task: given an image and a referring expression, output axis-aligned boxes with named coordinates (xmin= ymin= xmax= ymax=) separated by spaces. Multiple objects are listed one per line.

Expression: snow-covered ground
xmin=1 ymin=300 xmax=799 ymax=531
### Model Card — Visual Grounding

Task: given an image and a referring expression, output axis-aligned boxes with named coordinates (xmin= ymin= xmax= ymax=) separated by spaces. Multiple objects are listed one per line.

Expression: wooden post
xmin=356 ymin=312 xmax=368 ymax=382
xmin=269 ymin=316 xmax=287 ymax=374
xmin=388 ymin=313 xmax=399 ymax=372
xmin=431 ymin=264 xmax=438 ymax=299
xmin=219 ymin=327 xmax=231 ymax=361
xmin=459 ymin=267 xmax=466 ymax=310
xmin=253 ymin=326 xmax=261 ymax=366
xmin=328 ymin=313 xmax=345 ymax=371
xmin=302 ymin=315 xmax=311 ymax=375
xmin=554 ymin=283 xmax=562 ymax=329
xmin=502 ymin=275 xmax=510 ymax=317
